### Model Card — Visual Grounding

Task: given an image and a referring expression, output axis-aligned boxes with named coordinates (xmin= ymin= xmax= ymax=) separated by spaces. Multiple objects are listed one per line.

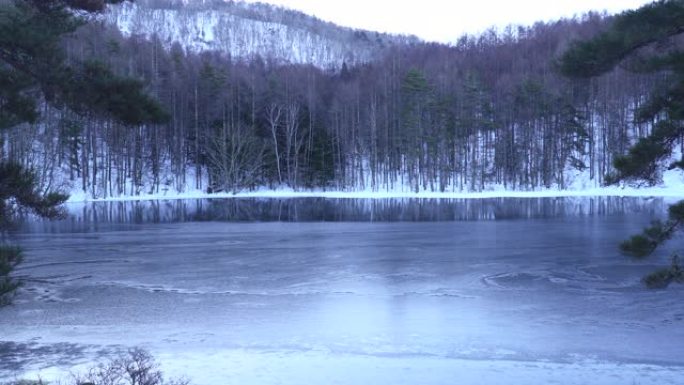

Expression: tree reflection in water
xmin=16 ymin=197 xmax=669 ymax=233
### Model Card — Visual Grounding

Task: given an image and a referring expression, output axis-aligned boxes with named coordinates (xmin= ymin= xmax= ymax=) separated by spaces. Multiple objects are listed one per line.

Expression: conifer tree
xmin=0 ymin=0 xmax=167 ymax=305
xmin=559 ymin=0 xmax=684 ymax=288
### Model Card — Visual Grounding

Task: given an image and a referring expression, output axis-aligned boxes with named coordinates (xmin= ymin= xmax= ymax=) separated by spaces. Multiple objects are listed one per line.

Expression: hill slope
xmin=105 ymin=0 xmax=420 ymax=68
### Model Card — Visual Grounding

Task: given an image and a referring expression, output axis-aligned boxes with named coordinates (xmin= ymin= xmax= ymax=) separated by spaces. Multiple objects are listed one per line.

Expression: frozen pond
xmin=2 ymin=197 xmax=684 ymax=384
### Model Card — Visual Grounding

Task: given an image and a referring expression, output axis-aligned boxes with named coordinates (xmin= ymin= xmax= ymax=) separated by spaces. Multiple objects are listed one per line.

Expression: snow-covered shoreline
xmin=63 ymin=166 xmax=684 ymax=203
xmin=65 ymin=184 xmax=684 ymax=203
xmin=13 ymin=350 xmax=684 ymax=385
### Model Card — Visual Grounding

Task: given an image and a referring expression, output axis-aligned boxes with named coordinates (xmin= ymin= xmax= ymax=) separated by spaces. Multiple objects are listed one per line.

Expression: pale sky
xmin=243 ymin=0 xmax=654 ymax=43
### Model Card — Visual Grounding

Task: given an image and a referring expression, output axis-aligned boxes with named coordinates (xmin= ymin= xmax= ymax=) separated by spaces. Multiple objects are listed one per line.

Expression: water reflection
xmin=16 ymin=196 xmax=670 ymax=233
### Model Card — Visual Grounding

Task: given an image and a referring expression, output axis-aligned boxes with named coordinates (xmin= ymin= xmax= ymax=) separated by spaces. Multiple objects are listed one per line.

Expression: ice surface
xmin=2 ymin=198 xmax=684 ymax=384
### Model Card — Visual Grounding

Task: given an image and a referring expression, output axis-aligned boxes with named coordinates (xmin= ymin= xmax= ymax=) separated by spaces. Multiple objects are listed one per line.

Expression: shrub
xmin=4 ymin=349 xmax=189 ymax=385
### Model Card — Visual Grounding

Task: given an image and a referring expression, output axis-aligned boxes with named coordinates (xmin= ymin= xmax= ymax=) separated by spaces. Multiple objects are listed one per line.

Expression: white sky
xmin=242 ymin=0 xmax=654 ymax=43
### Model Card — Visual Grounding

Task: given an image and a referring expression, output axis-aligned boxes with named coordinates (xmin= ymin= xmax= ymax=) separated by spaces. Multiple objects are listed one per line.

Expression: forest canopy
xmin=0 ymin=0 xmax=680 ymax=201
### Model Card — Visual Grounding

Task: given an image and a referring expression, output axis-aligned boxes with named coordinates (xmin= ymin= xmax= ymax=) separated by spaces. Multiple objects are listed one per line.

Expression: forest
xmin=1 ymin=2 xmax=676 ymax=198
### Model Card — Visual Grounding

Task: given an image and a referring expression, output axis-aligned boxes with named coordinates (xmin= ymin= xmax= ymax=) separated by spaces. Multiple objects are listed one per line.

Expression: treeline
xmin=1 ymin=12 xmax=671 ymax=197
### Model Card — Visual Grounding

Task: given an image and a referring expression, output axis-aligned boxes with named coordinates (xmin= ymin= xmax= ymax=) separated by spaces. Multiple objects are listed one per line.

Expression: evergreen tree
xmin=0 ymin=0 xmax=167 ymax=305
xmin=559 ymin=0 xmax=684 ymax=288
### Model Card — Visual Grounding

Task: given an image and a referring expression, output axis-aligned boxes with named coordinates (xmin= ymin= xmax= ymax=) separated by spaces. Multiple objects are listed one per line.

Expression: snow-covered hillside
xmin=104 ymin=0 xmax=419 ymax=68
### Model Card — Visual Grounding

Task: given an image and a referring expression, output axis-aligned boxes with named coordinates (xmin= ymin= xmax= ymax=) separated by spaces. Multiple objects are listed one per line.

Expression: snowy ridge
xmin=105 ymin=0 xmax=418 ymax=68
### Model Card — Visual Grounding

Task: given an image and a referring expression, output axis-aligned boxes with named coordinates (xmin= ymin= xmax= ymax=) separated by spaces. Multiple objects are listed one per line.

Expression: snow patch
xmin=65 ymin=172 xmax=684 ymax=203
